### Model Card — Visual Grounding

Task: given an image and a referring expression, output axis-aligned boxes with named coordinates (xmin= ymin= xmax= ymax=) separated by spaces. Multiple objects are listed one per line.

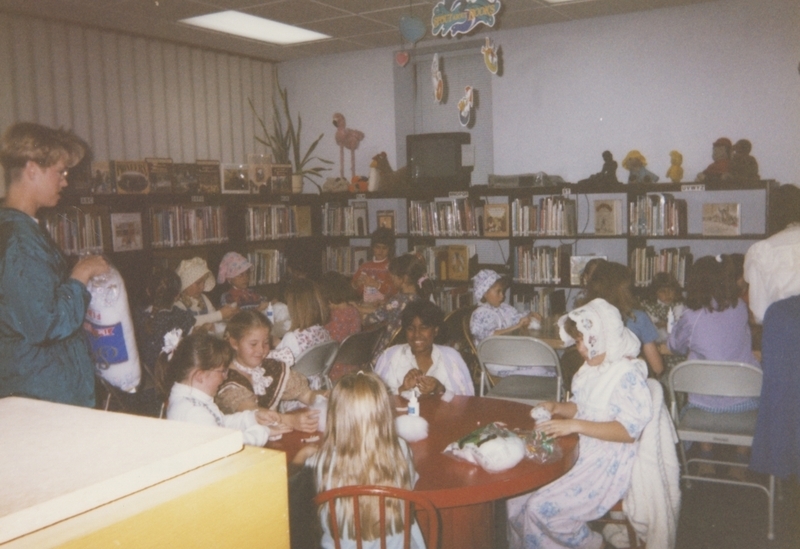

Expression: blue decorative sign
xmin=432 ymin=0 xmax=501 ymax=38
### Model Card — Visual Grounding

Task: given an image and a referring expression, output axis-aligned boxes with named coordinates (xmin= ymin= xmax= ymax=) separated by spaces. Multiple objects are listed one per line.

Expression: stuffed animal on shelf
xmin=577 ymin=150 xmax=619 ymax=186
xmin=349 ymin=176 xmax=368 ymax=193
xmin=333 ymin=113 xmax=365 ymax=180
xmin=697 ymin=137 xmax=731 ymax=182
xmin=368 ymin=152 xmax=407 ymax=192
xmin=622 ymin=150 xmax=659 ymax=184
xmin=730 ymin=139 xmax=759 ymax=180
xmin=666 ymin=150 xmax=684 ymax=183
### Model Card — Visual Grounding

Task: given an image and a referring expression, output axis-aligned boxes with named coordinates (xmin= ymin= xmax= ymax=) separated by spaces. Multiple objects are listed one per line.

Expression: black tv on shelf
xmin=407 ymin=132 xmax=472 ymax=190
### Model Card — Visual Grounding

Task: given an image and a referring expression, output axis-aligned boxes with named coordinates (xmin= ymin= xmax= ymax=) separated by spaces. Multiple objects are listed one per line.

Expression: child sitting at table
xmin=641 ymin=272 xmax=685 ymax=344
xmin=668 ymin=255 xmax=760 ymax=479
xmin=311 ymin=372 xmax=425 ymax=549
xmin=469 ymin=269 xmax=544 ymax=378
xmin=351 ymin=227 xmax=397 ymax=304
xmin=217 ymin=251 xmax=292 ymax=339
xmin=319 ymin=271 xmax=362 ymax=344
xmin=216 ymin=310 xmax=322 ymax=433
xmin=507 ymin=298 xmax=652 ymax=549
xmin=161 ymin=330 xmax=289 ymax=446
xmin=174 ymin=257 xmax=237 ymax=335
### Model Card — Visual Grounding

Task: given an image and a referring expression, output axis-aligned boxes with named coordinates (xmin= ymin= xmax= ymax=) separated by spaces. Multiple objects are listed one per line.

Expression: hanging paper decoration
xmin=458 ymin=86 xmax=474 ymax=127
xmin=432 ymin=0 xmax=501 ymax=38
xmin=432 ymin=53 xmax=444 ymax=104
xmin=482 ymin=37 xmax=499 ymax=75
xmin=396 ymin=51 xmax=410 ymax=67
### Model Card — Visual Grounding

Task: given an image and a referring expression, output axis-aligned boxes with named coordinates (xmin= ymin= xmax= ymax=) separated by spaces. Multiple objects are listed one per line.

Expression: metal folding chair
xmin=477 ymin=335 xmax=563 ymax=406
xmin=668 ymin=359 xmax=775 ymax=540
xmin=292 ymin=340 xmax=340 ymax=389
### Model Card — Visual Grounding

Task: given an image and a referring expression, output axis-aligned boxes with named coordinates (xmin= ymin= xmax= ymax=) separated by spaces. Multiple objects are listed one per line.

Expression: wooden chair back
xmin=314 ymin=485 xmax=439 ymax=549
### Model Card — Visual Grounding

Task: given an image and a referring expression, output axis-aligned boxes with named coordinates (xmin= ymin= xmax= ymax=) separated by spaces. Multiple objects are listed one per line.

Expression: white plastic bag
xmin=83 ymin=266 xmax=141 ymax=392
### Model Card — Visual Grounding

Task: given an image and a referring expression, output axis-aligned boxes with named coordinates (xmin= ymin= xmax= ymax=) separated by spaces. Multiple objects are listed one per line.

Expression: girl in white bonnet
xmin=470 ymin=269 xmax=543 ymax=378
xmin=507 ymin=298 xmax=652 ymax=549
xmin=174 ymin=257 xmax=237 ymax=334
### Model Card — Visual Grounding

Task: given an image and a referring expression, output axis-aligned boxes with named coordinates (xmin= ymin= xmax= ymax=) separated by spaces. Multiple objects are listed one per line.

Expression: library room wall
xmin=0 ymin=12 xmax=275 ymax=196
xmin=279 ymin=0 xmax=800 ymax=188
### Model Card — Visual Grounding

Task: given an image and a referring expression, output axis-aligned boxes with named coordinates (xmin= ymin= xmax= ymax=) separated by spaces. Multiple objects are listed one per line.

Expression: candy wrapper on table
xmin=443 ymin=422 xmax=526 ymax=473
xmin=517 ymin=429 xmax=562 ymax=464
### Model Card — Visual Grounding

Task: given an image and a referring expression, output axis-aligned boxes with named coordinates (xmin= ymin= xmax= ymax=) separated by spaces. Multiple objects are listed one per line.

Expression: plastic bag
xmin=443 ymin=422 xmax=526 ymax=473
xmin=83 ymin=266 xmax=141 ymax=392
xmin=517 ymin=429 xmax=563 ymax=464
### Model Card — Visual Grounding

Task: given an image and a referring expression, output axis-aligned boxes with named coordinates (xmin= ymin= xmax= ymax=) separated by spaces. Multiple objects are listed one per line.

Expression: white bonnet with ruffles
xmin=472 ymin=269 xmax=503 ymax=302
xmin=558 ymin=298 xmax=641 ymax=362
xmin=176 ymin=257 xmax=215 ymax=293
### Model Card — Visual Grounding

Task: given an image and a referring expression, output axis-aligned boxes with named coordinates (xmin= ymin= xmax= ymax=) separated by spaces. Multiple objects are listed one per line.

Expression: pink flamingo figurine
xmin=332 ymin=112 xmax=365 ymax=179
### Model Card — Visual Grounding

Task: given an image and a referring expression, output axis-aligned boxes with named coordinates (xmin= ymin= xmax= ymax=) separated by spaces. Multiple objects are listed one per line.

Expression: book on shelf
xmin=702 ymin=203 xmax=741 ymax=236
xmin=513 ymin=243 xmax=572 ymax=284
xmin=247 ymin=249 xmax=284 ymax=285
xmin=512 ymin=288 xmax=567 ymax=318
xmin=569 ymin=254 xmax=607 ymax=286
xmin=196 ymin=160 xmax=221 ymax=194
xmin=325 ymin=245 xmax=370 ymax=275
xmin=447 ymin=245 xmax=470 ymax=282
xmin=511 ymin=197 xmax=538 ymax=236
xmin=593 ymin=199 xmax=623 ymax=235
xmin=110 ymin=212 xmax=143 ymax=252
xmin=171 ymin=163 xmax=198 ymax=193
xmin=629 ymin=193 xmax=687 ymax=236
xmin=270 ymin=164 xmax=292 ymax=194
xmin=42 ymin=206 xmax=106 ymax=256
xmin=145 ymin=158 xmax=174 ymax=194
xmin=90 ymin=161 xmax=115 ymax=194
xmin=376 ymin=210 xmax=395 ymax=232
xmin=247 ymin=154 xmax=271 ymax=194
xmin=630 ymin=245 xmax=692 ymax=287
xmin=65 ymin=158 xmax=92 ymax=194
xmin=408 ymin=197 xmax=481 ymax=237
xmin=483 ymin=203 xmax=509 ymax=237
xmin=434 ymin=285 xmax=473 ymax=314
xmin=295 ymin=205 xmax=312 ymax=237
xmin=149 ymin=204 xmax=228 ymax=247
xmin=114 ymin=161 xmax=150 ymax=194
xmin=352 ymin=201 xmax=369 ymax=236
xmin=220 ymin=164 xmax=250 ymax=194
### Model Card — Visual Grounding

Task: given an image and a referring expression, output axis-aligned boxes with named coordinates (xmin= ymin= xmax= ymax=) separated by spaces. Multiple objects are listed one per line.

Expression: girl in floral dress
xmin=507 ymin=298 xmax=652 ymax=549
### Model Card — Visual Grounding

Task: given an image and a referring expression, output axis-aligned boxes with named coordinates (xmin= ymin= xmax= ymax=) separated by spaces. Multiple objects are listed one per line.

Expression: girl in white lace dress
xmin=507 ymin=298 xmax=652 ymax=549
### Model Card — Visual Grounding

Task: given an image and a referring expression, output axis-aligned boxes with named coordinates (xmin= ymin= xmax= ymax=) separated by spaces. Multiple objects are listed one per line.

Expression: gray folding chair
xmin=477 ymin=335 xmax=562 ymax=405
xmin=668 ymin=360 xmax=775 ymax=540
xmin=292 ymin=340 xmax=339 ymax=389
xmin=334 ymin=322 xmax=386 ymax=372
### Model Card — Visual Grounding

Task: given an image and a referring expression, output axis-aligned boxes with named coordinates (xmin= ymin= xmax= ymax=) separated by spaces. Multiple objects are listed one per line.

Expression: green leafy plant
xmin=250 ymin=79 xmax=332 ymax=192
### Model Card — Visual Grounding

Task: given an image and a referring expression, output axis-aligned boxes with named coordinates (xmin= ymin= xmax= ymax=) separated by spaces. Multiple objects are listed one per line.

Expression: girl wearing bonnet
xmin=507 ymin=298 xmax=652 ymax=549
xmin=174 ymin=257 xmax=237 ymax=334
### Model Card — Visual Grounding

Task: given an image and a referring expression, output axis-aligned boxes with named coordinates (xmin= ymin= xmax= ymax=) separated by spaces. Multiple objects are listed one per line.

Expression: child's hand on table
xmin=292 ymin=443 xmax=319 ymax=465
xmin=282 ymin=408 xmax=320 ymax=433
xmin=401 ymin=369 xmax=423 ymax=392
xmin=416 ymin=375 xmax=443 ymax=396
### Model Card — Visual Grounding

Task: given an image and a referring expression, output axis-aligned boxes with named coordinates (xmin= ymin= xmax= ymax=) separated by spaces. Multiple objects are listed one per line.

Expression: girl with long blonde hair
xmin=313 ymin=372 xmax=425 ymax=548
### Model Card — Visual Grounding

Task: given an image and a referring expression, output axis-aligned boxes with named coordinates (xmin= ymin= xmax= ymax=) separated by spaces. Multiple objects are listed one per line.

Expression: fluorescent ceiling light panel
xmin=180 ymin=11 xmax=329 ymax=45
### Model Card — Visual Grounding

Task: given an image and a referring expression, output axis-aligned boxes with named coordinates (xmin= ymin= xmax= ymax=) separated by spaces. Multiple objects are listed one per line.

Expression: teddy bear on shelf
xmin=622 ymin=150 xmax=659 ymax=184
xmin=729 ymin=139 xmax=759 ymax=181
xmin=696 ymin=137 xmax=731 ymax=182
xmin=666 ymin=150 xmax=684 ymax=183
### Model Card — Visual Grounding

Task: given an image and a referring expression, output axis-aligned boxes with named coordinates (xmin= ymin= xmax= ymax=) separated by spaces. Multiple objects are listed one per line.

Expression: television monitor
xmin=406 ymin=132 xmax=472 ymax=190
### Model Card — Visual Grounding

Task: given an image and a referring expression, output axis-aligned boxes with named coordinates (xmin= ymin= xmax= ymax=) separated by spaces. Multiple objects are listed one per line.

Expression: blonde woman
xmin=312 ymin=372 xmax=425 ymax=549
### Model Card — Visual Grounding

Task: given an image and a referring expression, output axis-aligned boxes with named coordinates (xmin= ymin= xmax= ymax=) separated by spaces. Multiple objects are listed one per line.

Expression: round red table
xmin=269 ymin=395 xmax=579 ymax=549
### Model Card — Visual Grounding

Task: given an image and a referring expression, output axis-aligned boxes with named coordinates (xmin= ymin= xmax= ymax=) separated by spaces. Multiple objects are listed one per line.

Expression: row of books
xmin=629 ymin=193 xmax=687 ymax=236
xmin=75 ymin=158 xmax=293 ymax=195
xmin=245 ymin=205 xmax=312 ymax=241
xmin=512 ymin=288 xmax=567 ymax=319
xmin=247 ymin=249 xmax=285 ymax=285
xmin=433 ymin=286 xmax=473 ymax=314
xmin=408 ymin=198 xmax=482 ymax=237
xmin=413 ymin=244 xmax=476 ymax=282
xmin=43 ymin=208 xmax=105 ymax=256
xmin=510 ymin=196 xmax=578 ymax=236
xmin=513 ymin=244 xmax=572 ymax=285
xmin=149 ymin=206 xmax=228 ymax=248
xmin=321 ymin=202 xmax=369 ymax=237
xmin=630 ymin=245 xmax=693 ymax=287
xmin=324 ymin=246 xmax=370 ymax=276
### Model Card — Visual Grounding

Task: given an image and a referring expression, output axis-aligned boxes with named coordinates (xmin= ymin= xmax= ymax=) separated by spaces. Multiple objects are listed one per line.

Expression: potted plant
xmin=251 ymin=79 xmax=332 ymax=193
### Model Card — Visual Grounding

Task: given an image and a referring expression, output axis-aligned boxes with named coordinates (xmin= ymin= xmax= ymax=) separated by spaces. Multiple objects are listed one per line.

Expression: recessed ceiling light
xmin=180 ymin=11 xmax=329 ymax=45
